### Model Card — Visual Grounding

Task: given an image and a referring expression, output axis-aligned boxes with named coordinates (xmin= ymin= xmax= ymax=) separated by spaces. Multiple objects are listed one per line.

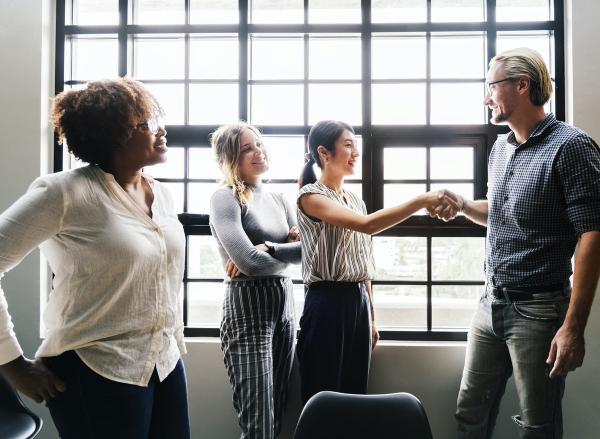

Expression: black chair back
xmin=293 ymin=391 xmax=434 ymax=439
xmin=0 ymin=372 xmax=43 ymax=439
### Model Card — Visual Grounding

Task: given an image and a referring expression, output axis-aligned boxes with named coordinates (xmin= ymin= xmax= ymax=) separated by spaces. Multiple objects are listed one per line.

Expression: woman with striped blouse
xmin=297 ymin=120 xmax=447 ymax=403
xmin=209 ymin=122 xmax=301 ymax=439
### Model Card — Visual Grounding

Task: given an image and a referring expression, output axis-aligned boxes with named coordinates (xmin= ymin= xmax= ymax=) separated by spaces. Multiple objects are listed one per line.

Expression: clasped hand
xmin=425 ymin=189 xmax=464 ymax=221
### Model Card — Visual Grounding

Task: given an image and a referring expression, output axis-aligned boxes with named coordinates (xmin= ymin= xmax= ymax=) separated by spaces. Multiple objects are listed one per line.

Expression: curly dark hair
xmin=51 ymin=78 xmax=162 ymax=166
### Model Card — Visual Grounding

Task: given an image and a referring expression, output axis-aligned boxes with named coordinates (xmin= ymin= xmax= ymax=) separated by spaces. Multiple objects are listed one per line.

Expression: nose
xmin=158 ymin=125 xmax=167 ymax=136
xmin=483 ymin=94 xmax=493 ymax=106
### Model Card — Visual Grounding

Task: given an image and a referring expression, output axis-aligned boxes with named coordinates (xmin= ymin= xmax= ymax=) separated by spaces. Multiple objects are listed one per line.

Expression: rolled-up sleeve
xmin=555 ymin=134 xmax=600 ymax=236
xmin=0 ymin=177 xmax=64 ymax=364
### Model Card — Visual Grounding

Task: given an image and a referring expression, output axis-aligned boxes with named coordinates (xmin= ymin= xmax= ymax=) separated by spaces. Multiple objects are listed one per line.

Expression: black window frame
xmin=54 ymin=0 xmax=565 ymax=341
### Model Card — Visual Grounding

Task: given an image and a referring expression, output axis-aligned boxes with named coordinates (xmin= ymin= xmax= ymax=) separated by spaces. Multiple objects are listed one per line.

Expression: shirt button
xmin=508 ymin=171 xmax=514 ymax=176
xmin=504 ymin=196 xmax=509 ymax=201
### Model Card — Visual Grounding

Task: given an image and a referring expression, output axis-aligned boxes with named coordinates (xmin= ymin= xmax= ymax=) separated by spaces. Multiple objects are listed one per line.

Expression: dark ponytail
xmin=298 ymin=120 xmax=354 ymax=188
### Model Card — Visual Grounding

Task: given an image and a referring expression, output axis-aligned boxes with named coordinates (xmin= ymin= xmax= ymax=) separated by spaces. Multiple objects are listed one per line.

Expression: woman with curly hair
xmin=0 ymin=78 xmax=190 ymax=438
xmin=209 ymin=123 xmax=301 ymax=439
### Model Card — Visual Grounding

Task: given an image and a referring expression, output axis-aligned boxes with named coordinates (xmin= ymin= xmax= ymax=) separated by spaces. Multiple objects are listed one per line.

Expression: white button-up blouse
xmin=0 ymin=165 xmax=186 ymax=386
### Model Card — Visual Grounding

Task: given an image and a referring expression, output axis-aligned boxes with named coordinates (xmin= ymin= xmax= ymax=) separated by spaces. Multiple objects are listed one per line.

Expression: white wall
xmin=0 ymin=1 xmax=598 ymax=438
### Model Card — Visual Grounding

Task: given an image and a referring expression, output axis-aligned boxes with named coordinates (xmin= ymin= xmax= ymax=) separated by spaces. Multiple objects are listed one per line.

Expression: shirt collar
xmin=507 ymin=113 xmax=556 ymax=147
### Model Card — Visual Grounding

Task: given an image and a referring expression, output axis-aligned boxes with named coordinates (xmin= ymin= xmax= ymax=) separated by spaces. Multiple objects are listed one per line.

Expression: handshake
xmin=425 ymin=189 xmax=465 ymax=222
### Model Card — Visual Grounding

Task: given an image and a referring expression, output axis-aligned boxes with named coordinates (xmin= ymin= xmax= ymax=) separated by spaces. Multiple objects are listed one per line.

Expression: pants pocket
xmin=512 ymin=300 xmax=562 ymax=322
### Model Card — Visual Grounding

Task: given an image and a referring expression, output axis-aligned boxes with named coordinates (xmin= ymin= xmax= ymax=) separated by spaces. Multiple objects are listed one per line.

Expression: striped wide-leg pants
xmin=220 ymin=277 xmax=295 ymax=439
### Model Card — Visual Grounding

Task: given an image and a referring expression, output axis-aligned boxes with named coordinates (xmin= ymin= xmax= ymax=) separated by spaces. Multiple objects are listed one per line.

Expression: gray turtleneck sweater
xmin=209 ymin=184 xmax=301 ymax=280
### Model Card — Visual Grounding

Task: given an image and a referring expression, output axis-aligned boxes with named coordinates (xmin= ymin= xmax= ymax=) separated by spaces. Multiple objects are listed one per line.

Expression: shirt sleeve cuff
xmin=0 ymin=336 xmax=23 ymax=365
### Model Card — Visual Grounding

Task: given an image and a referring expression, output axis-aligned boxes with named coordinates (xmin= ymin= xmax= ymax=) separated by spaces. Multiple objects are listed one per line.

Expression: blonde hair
xmin=490 ymin=47 xmax=553 ymax=106
xmin=210 ymin=122 xmax=266 ymax=205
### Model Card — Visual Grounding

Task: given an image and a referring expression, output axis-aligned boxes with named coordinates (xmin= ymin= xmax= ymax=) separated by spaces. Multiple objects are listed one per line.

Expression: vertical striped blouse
xmin=297 ymin=182 xmax=375 ymax=284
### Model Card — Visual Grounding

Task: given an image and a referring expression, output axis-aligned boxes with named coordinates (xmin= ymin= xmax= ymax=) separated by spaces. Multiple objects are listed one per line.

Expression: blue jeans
xmin=456 ymin=287 xmax=570 ymax=439
xmin=44 ymin=351 xmax=190 ymax=439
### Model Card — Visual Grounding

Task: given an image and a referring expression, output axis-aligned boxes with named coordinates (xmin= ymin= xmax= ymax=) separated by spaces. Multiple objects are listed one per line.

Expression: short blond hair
xmin=210 ymin=122 xmax=266 ymax=205
xmin=490 ymin=47 xmax=553 ymax=106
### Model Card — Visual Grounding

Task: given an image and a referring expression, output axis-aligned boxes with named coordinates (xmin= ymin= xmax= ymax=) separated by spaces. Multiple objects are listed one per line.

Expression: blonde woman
xmin=209 ymin=123 xmax=301 ymax=439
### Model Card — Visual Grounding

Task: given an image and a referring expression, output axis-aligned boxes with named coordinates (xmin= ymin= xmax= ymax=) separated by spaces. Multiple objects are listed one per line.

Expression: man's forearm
xmin=463 ymin=199 xmax=489 ymax=226
xmin=565 ymin=231 xmax=600 ymax=331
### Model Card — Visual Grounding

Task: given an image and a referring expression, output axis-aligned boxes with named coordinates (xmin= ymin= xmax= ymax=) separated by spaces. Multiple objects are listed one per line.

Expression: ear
xmin=317 ymin=145 xmax=329 ymax=161
xmin=516 ymin=76 xmax=530 ymax=96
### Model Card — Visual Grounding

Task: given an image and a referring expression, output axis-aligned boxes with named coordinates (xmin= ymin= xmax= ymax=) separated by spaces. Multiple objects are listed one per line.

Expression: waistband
xmin=308 ymin=280 xmax=365 ymax=292
xmin=488 ymin=283 xmax=570 ymax=301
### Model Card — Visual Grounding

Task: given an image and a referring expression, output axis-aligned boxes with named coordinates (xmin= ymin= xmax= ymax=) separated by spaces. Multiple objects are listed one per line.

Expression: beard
xmin=489 ymin=107 xmax=509 ymax=124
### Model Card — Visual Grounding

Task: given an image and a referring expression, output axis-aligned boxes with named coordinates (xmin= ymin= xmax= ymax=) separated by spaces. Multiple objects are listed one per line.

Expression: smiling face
xmin=484 ymin=62 xmax=519 ymax=125
xmin=117 ymin=117 xmax=168 ymax=169
xmin=320 ymin=129 xmax=359 ymax=178
xmin=236 ymin=128 xmax=268 ymax=184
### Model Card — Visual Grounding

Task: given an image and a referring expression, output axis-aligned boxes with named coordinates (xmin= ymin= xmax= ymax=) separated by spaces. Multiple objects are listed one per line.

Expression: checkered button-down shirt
xmin=486 ymin=113 xmax=600 ymax=288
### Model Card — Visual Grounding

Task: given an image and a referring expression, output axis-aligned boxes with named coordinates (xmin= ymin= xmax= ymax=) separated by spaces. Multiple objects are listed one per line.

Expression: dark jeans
xmin=456 ymin=287 xmax=570 ymax=439
xmin=296 ymin=281 xmax=372 ymax=404
xmin=43 ymin=351 xmax=190 ymax=439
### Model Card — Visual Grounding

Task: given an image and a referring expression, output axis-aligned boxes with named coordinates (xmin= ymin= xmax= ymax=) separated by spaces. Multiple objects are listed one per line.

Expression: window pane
xmin=496 ymin=31 xmax=553 ymax=76
xmin=384 ymin=184 xmax=427 ymax=211
xmin=496 ymin=0 xmax=550 ymax=22
xmin=251 ymin=36 xmax=304 ymax=80
xmin=133 ymin=0 xmax=185 ymax=24
xmin=188 ymin=236 xmax=225 ymax=278
xmin=430 ymin=83 xmax=485 ymax=124
xmin=190 ymin=0 xmax=238 ymax=24
xmin=262 ymin=136 xmax=305 ymax=180
xmin=309 ymin=36 xmax=361 ymax=80
xmin=190 ymin=36 xmax=238 ymax=80
xmin=293 ymin=284 xmax=305 ymax=323
xmin=251 ymin=85 xmax=304 ymax=125
xmin=264 ymin=183 xmax=299 ymax=210
xmin=251 ymin=0 xmax=303 ymax=24
xmin=432 ymin=237 xmax=486 ymax=280
xmin=189 ymin=182 xmax=220 ymax=214
xmin=431 ymin=0 xmax=484 ymax=22
xmin=372 ymin=0 xmax=427 ymax=23
xmin=160 ymin=182 xmax=184 ymax=212
xmin=308 ymin=0 xmax=361 ymax=24
xmin=143 ymin=83 xmax=184 ymax=125
xmin=309 ymin=84 xmax=362 ymax=125
xmin=189 ymin=148 xmax=223 ymax=180
xmin=372 ymin=83 xmax=426 ymax=125
xmin=72 ymin=0 xmax=119 ymax=25
xmin=133 ymin=36 xmax=185 ymax=80
xmin=429 ymin=183 xmax=474 ymax=202
xmin=431 ymin=33 xmax=485 ymax=79
xmin=384 ymin=147 xmax=427 ymax=180
xmin=345 ymin=183 xmax=363 ymax=199
xmin=372 ymin=34 xmax=426 ymax=79
xmin=65 ymin=36 xmax=118 ymax=81
xmin=189 ymin=84 xmax=239 ymax=125
xmin=432 ymin=285 xmax=481 ymax=329
xmin=187 ymin=282 xmax=224 ymax=326
xmin=430 ymin=147 xmax=474 ymax=179
xmin=144 ymin=146 xmax=185 ymax=178
xmin=373 ymin=237 xmax=427 ymax=281
xmin=373 ymin=284 xmax=427 ymax=329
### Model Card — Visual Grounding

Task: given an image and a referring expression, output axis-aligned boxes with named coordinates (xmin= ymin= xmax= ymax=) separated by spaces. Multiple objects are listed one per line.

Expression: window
xmin=56 ymin=0 xmax=565 ymax=340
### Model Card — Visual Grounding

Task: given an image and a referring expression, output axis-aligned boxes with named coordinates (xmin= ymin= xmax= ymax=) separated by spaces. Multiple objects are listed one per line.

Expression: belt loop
xmin=501 ymin=287 xmax=512 ymax=302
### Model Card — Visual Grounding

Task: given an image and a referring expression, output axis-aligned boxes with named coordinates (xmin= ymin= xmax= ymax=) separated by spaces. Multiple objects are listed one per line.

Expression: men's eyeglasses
xmin=136 ymin=118 xmax=163 ymax=135
xmin=485 ymin=77 xmax=515 ymax=95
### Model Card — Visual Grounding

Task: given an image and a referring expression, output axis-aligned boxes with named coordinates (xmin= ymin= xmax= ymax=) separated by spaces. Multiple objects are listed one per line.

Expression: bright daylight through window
xmin=57 ymin=0 xmax=564 ymax=340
